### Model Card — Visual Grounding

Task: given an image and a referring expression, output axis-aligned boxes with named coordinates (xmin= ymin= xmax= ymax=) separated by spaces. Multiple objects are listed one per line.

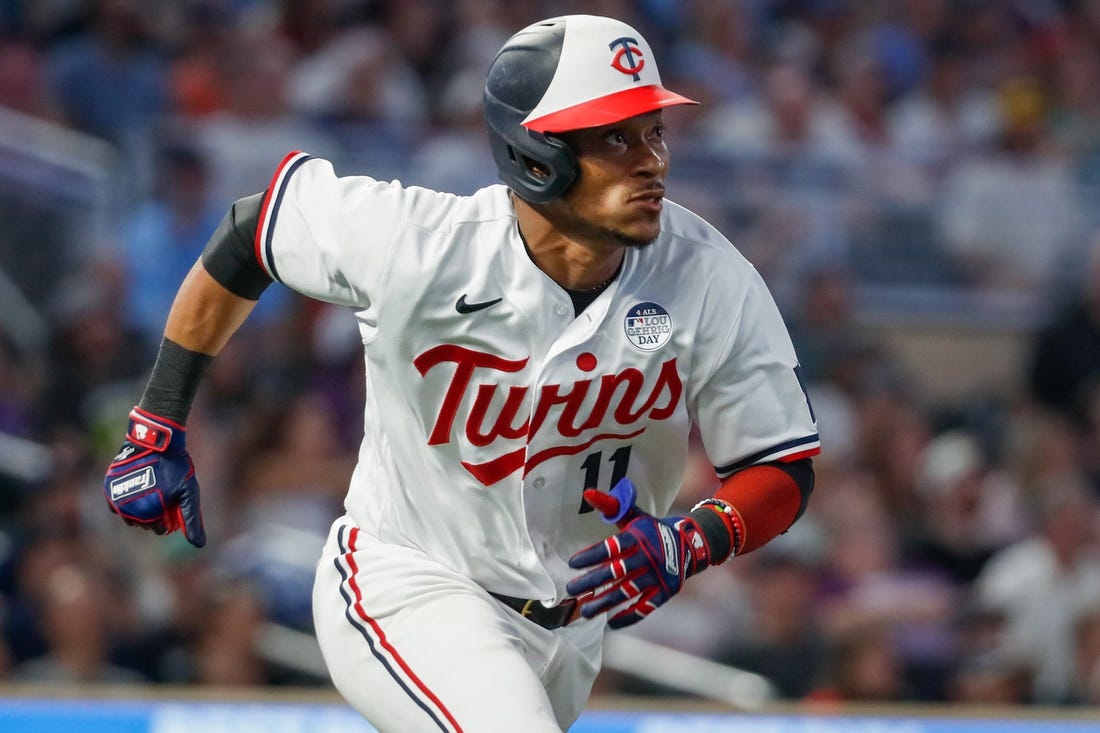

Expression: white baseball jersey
xmin=256 ymin=151 xmax=820 ymax=604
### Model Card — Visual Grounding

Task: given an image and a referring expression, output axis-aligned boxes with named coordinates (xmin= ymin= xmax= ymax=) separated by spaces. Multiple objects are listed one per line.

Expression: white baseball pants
xmin=312 ymin=516 xmax=606 ymax=732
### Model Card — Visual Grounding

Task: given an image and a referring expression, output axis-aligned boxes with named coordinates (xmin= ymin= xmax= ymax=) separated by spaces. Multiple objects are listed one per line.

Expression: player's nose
xmin=632 ymin=140 xmax=668 ymax=177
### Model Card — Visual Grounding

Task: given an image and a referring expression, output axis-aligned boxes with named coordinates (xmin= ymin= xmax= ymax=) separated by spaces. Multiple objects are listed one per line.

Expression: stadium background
xmin=1 ymin=0 xmax=1100 ymax=729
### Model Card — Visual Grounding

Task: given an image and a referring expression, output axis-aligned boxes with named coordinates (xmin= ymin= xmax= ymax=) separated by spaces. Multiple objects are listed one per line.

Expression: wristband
xmin=689 ymin=498 xmax=744 ymax=563
xmin=138 ymin=338 xmax=212 ymax=424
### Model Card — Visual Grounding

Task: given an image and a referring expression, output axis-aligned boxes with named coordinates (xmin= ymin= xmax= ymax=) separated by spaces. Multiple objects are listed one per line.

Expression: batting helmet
xmin=483 ymin=15 xmax=697 ymax=204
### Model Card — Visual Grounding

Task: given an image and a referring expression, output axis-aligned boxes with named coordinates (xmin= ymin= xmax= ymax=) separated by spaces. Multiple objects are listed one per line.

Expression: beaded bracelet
xmin=691 ymin=498 xmax=745 ymax=561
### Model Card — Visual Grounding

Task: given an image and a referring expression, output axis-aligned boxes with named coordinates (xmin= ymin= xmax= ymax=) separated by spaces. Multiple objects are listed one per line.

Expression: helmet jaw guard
xmin=482 ymin=15 xmax=696 ymax=204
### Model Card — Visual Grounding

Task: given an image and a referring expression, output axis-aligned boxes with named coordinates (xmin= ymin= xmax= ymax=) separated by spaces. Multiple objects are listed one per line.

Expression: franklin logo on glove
xmin=109 ymin=466 xmax=157 ymax=500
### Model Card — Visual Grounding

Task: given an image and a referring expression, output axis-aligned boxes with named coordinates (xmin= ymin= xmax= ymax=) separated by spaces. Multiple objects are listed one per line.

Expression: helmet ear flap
xmin=491 ymin=126 xmax=578 ymax=204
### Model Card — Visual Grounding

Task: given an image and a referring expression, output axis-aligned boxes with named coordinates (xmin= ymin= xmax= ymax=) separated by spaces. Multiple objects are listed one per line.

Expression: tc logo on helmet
xmin=609 ymin=37 xmax=645 ymax=80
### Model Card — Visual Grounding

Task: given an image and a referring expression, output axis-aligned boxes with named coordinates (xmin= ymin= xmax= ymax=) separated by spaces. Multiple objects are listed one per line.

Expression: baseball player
xmin=103 ymin=14 xmax=819 ymax=732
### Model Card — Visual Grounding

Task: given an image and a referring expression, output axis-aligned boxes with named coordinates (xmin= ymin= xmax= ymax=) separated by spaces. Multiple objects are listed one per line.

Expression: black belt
xmin=490 ymin=592 xmax=580 ymax=630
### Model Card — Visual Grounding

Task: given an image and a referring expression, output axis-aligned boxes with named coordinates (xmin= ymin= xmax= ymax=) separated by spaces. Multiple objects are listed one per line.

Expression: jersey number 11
xmin=578 ymin=445 xmax=632 ymax=514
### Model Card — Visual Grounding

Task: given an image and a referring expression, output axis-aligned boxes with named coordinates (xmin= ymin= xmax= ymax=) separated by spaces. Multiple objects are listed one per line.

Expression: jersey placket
xmin=517 ymin=278 xmax=623 ymax=598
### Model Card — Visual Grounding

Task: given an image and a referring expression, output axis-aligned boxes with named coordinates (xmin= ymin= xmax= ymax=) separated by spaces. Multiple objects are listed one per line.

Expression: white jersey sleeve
xmin=675 ymin=214 xmax=820 ymax=478
xmin=651 ymin=203 xmax=818 ymax=479
xmin=253 ymin=151 xmax=451 ymax=308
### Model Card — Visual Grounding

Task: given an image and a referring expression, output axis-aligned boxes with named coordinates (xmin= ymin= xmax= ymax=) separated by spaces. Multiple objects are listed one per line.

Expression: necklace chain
xmin=576 ymin=272 xmax=617 ymax=292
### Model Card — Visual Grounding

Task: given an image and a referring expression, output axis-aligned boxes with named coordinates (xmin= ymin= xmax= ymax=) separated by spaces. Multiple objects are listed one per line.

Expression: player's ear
xmin=525 ymin=158 xmax=551 ymax=179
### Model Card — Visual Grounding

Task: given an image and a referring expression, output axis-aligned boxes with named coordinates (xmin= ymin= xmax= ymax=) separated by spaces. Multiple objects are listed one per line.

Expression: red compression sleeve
xmin=713 ymin=464 xmax=803 ymax=555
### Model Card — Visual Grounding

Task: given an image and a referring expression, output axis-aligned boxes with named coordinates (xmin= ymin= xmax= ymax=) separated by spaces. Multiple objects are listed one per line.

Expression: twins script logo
xmin=414 ymin=345 xmax=683 ymax=485
xmin=608 ymin=36 xmax=645 ymax=81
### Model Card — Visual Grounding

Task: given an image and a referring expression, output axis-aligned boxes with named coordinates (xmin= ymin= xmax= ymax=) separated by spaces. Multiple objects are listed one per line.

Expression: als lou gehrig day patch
xmin=624 ymin=302 xmax=673 ymax=351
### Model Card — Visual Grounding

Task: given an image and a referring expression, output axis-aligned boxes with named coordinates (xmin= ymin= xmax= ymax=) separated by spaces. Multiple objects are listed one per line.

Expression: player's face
xmin=552 ymin=111 xmax=669 ymax=249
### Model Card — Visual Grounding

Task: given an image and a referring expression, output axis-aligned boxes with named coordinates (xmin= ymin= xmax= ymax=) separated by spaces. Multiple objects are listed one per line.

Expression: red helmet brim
xmin=522 ymin=84 xmax=697 ymax=134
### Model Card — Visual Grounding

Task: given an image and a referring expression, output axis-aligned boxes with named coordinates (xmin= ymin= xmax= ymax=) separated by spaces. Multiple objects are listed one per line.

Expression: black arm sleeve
xmin=138 ymin=337 xmax=212 ymax=424
xmin=200 ymin=192 xmax=273 ymax=299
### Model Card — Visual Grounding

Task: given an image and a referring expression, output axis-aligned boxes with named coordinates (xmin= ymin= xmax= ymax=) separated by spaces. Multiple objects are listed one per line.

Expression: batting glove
xmin=103 ymin=407 xmax=206 ymax=547
xmin=566 ymin=478 xmax=738 ymax=629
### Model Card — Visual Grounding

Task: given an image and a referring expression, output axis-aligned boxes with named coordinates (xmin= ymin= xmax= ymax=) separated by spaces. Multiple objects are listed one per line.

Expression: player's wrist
xmin=138 ymin=337 xmax=212 ymax=425
xmin=687 ymin=498 xmax=743 ymax=568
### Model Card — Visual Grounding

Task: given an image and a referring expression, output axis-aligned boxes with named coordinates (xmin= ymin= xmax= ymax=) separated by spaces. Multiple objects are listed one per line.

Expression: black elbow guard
xmin=201 ymin=192 xmax=273 ymax=299
xmin=776 ymin=458 xmax=815 ymax=522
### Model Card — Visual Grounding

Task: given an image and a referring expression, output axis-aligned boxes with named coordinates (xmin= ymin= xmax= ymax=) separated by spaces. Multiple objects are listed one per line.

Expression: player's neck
xmin=511 ymin=192 xmax=624 ymax=291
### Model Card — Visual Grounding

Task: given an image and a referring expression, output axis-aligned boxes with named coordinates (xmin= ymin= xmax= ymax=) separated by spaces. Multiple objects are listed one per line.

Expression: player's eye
xmin=652 ymin=124 xmax=664 ymax=139
xmin=605 ymin=130 xmax=627 ymax=146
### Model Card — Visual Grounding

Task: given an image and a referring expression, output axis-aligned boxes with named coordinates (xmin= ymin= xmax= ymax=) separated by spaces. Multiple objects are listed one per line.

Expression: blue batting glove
xmin=103 ymin=407 xmax=206 ymax=547
xmin=566 ymin=478 xmax=710 ymax=629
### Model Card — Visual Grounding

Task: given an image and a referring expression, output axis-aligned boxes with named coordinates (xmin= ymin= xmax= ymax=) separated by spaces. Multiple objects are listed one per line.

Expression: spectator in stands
xmin=120 ymin=140 xmax=226 ymax=342
xmin=282 ymin=4 xmax=428 ymax=134
xmin=192 ymin=579 xmax=269 ymax=686
xmin=167 ymin=2 xmax=238 ymax=120
xmin=0 ymin=13 xmax=52 ymax=118
xmin=817 ymin=34 xmax=927 ymax=192
xmin=404 ymin=66 xmax=498 ymax=194
xmin=813 ymin=463 xmax=957 ymax=699
xmin=374 ymin=0 xmax=456 ymax=100
xmin=192 ymin=26 xmax=337 ymax=205
xmin=715 ymin=544 xmax=828 ymax=699
xmin=783 ymin=263 xmax=864 ymax=385
xmin=695 ymin=60 xmax=855 ymax=305
xmin=1025 ymin=236 xmax=1100 ymax=490
xmin=0 ymin=332 xmax=37 ymax=439
xmin=36 ymin=266 xmax=150 ymax=437
xmin=944 ymin=597 xmax=1032 ymax=704
xmin=114 ymin=539 xmax=213 ymax=684
xmin=234 ymin=388 xmax=355 ymax=508
xmin=937 ymin=76 xmax=1087 ymax=298
xmin=44 ymin=0 xmax=169 ymax=198
xmin=699 ymin=58 xmax=833 ymax=160
xmin=1067 ymin=604 xmax=1100 ymax=705
xmin=946 ymin=648 xmax=1033 ymax=704
xmin=806 ymin=621 xmax=909 ymax=702
xmin=1048 ymin=37 xmax=1100 ymax=199
xmin=44 ymin=0 xmax=167 ymax=141
xmin=10 ymin=561 xmax=146 ymax=684
xmin=906 ymin=429 xmax=1026 ymax=585
xmin=972 ymin=472 xmax=1100 ymax=703
xmin=1028 ymin=235 xmax=1100 ymax=428
xmin=661 ymin=0 xmax=755 ymax=112
xmin=889 ymin=37 xmax=998 ymax=180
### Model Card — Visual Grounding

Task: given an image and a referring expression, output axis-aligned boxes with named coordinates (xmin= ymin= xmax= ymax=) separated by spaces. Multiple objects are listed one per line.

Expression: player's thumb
xmin=586 ymin=478 xmax=639 ymax=527
xmin=178 ymin=478 xmax=207 ymax=548
xmin=583 ymin=488 xmax=619 ymax=520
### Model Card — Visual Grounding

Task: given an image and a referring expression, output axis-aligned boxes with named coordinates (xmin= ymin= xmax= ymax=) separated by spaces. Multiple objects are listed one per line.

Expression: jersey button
xmin=532 ymin=477 xmax=546 ymax=489
xmin=554 ymin=304 xmax=569 ymax=317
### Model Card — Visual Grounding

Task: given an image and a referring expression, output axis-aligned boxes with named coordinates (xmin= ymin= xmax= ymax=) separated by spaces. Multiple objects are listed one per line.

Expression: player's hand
xmin=566 ymin=478 xmax=712 ymax=629
xmin=103 ymin=407 xmax=206 ymax=547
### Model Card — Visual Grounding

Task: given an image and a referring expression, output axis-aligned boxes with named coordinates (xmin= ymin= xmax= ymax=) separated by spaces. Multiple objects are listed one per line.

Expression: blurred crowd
xmin=1 ymin=0 xmax=1100 ymax=710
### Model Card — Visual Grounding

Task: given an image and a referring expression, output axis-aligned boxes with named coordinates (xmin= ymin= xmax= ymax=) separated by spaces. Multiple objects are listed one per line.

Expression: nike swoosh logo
xmin=456 ymin=294 xmax=503 ymax=314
